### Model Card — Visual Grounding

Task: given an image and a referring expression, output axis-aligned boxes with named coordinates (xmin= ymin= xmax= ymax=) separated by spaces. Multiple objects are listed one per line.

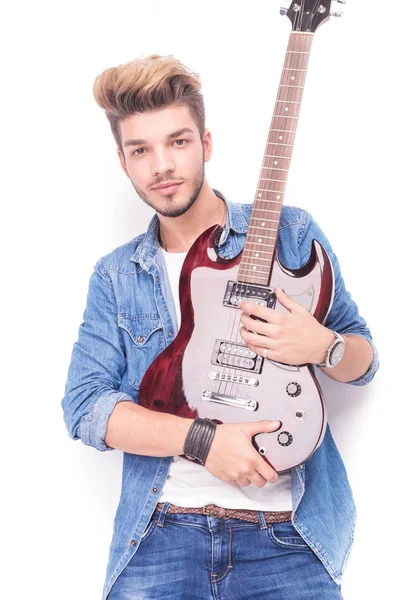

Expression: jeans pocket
xmin=268 ymin=521 xmax=310 ymax=550
xmin=140 ymin=518 xmax=158 ymax=544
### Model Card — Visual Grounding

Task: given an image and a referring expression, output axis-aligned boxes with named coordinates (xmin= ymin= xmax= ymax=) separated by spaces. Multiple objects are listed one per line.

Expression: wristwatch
xmin=317 ymin=331 xmax=345 ymax=369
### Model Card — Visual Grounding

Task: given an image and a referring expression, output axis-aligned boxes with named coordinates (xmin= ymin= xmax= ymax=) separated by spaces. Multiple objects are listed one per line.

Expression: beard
xmin=130 ymin=159 xmax=205 ymax=219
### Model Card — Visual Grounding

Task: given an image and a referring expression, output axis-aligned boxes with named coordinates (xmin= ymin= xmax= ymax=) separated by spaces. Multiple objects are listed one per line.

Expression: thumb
xmin=275 ymin=287 xmax=306 ymax=314
xmin=246 ymin=420 xmax=282 ymax=436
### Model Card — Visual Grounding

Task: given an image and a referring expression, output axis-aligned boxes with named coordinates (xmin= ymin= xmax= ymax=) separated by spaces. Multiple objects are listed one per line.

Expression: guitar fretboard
xmin=238 ymin=32 xmax=314 ymax=286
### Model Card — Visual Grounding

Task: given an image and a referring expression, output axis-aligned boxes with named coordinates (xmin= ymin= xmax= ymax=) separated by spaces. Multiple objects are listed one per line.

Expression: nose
xmin=151 ymin=147 xmax=175 ymax=179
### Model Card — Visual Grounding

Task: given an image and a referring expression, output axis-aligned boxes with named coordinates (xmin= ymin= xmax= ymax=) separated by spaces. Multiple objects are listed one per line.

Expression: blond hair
xmin=93 ymin=54 xmax=205 ymax=155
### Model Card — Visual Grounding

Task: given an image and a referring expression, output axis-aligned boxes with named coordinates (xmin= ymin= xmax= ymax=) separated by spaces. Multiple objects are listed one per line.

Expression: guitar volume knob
xmin=278 ymin=431 xmax=293 ymax=447
xmin=286 ymin=382 xmax=302 ymax=397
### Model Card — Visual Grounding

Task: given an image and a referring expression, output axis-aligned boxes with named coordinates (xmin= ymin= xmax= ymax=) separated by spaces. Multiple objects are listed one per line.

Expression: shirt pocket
xmin=117 ymin=313 xmax=164 ymax=390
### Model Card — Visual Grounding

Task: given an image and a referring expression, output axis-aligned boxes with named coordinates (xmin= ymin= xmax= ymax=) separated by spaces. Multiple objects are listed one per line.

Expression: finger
xmin=275 ymin=287 xmax=308 ymax=315
xmin=248 ymin=472 xmax=268 ymax=488
xmin=247 ymin=342 xmax=280 ymax=362
xmin=258 ymin=464 xmax=279 ymax=484
xmin=235 ymin=476 xmax=252 ymax=487
xmin=240 ymin=327 xmax=279 ymax=350
xmin=240 ymin=314 xmax=279 ymax=338
xmin=239 ymin=300 xmax=282 ymax=324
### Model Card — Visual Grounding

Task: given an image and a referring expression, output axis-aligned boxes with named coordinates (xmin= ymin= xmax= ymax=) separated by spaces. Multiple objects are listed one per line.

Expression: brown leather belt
xmin=156 ymin=502 xmax=292 ymax=524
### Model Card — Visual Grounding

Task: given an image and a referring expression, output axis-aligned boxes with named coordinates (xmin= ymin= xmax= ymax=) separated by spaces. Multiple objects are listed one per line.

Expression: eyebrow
xmin=123 ymin=127 xmax=195 ymax=148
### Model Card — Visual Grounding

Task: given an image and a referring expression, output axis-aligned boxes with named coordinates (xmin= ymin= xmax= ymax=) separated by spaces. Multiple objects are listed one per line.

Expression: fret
xmin=240 ymin=256 xmax=271 ymax=266
xmin=256 ymin=189 xmax=285 ymax=195
xmin=276 ymin=100 xmax=301 ymax=104
xmin=246 ymin=234 xmax=276 ymax=240
xmin=265 ymin=143 xmax=293 ymax=147
xmin=252 ymin=206 xmax=281 ymax=213
xmin=252 ymin=207 xmax=281 ymax=214
xmin=272 ymin=115 xmax=298 ymax=119
xmin=241 ymin=259 xmax=271 ymax=267
xmin=258 ymin=178 xmax=286 ymax=183
xmin=286 ymin=51 xmax=310 ymax=54
xmin=264 ymin=155 xmax=292 ymax=159
xmin=260 ymin=168 xmax=288 ymax=172
xmin=253 ymin=199 xmax=281 ymax=205
xmin=283 ymin=68 xmax=306 ymax=72
xmin=240 ymin=266 xmax=270 ymax=275
xmin=243 ymin=248 xmax=273 ymax=256
xmin=269 ymin=130 xmax=296 ymax=134
xmin=249 ymin=225 xmax=279 ymax=232
xmin=279 ymin=85 xmax=304 ymax=88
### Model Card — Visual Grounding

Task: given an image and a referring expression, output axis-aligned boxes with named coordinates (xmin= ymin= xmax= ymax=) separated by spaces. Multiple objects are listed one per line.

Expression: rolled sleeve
xmin=61 ymin=261 xmax=135 ymax=451
xmin=298 ymin=211 xmax=380 ymax=386
xmin=79 ymin=389 xmax=133 ymax=452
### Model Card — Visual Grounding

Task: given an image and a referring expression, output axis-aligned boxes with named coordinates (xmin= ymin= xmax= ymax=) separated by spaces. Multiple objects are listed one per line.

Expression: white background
xmin=1 ymin=1 xmax=397 ymax=598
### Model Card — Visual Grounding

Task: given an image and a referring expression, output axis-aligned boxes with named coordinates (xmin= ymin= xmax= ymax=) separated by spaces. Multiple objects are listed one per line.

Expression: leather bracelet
xmin=183 ymin=417 xmax=217 ymax=466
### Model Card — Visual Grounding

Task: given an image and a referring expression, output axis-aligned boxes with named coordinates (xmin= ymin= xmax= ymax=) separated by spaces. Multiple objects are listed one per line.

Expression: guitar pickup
xmin=223 ymin=281 xmax=277 ymax=309
xmin=211 ymin=340 xmax=264 ymax=374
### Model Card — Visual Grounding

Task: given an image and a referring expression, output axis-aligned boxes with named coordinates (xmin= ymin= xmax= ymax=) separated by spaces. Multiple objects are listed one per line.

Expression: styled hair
xmin=93 ymin=54 xmax=205 ymax=156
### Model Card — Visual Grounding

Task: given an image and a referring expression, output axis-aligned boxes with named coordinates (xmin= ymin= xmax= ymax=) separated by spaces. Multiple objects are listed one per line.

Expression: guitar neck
xmin=238 ymin=32 xmax=314 ymax=286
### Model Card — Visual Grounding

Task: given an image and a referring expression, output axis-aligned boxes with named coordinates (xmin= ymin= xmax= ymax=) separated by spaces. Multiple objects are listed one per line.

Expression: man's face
xmin=117 ymin=105 xmax=212 ymax=218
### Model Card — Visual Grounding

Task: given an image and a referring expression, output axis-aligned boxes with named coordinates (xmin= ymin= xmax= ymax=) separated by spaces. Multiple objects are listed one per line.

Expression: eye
xmin=131 ymin=147 xmax=145 ymax=156
xmin=174 ymin=139 xmax=187 ymax=146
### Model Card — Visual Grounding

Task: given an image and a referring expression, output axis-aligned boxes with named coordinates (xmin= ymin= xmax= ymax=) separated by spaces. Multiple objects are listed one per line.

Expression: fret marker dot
xmin=279 ymin=136 xmax=283 ymax=140
xmin=253 ymin=266 xmax=257 ymax=270
xmin=258 ymin=238 xmax=262 ymax=242
xmin=256 ymin=253 xmax=259 ymax=257
xmin=276 ymin=195 xmax=281 ymax=199
xmin=291 ymin=76 xmax=295 ymax=80
xmin=285 ymin=107 xmax=289 ymax=111
xmin=258 ymin=193 xmax=262 ymax=197
xmin=274 ymin=161 xmax=278 ymax=165
xmin=262 ymin=222 xmax=265 ymax=226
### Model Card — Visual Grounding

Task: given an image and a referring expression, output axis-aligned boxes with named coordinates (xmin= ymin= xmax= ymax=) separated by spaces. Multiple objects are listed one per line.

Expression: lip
xmin=152 ymin=182 xmax=183 ymax=195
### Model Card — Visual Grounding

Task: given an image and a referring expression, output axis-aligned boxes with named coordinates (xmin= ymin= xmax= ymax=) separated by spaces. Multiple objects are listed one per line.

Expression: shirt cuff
xmin=79 ymin=390 xmax=135 ymax=451
xmin=346 ymin=338 xmax=380 ymax=386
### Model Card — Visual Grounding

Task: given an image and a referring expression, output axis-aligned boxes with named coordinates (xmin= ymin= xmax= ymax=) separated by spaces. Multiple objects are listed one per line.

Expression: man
xmin=62 ymin=54 xmax=379 ymax=599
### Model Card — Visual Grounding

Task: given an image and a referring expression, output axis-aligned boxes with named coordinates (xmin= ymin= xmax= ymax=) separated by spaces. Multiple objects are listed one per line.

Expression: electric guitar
xmin=139 ymin=1 xmax=344 ymax=473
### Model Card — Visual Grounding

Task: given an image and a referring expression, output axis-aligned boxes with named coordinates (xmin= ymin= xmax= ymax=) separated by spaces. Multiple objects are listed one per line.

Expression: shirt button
xmin=152 ymin=487 xmax=158 ymax=493
xmin=168 ymin=332 xmax=173 ymax=337
xmin=137 ymin=335 xmax=144 ymax=343
xmin=130 ymin=539 xmax=137 ymax=546
xmin=299 ymin=464 xmax=304 ymax=469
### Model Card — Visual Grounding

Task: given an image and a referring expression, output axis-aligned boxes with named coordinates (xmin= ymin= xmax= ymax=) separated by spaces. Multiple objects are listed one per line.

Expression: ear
xmin=117 ymin=148 xmax=130 ymax=178
xmin=203 ymin=128 xmax=212 ymax=163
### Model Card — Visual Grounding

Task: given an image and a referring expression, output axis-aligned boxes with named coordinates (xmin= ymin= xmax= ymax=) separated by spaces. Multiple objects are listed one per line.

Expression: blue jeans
xmin=108 ymin=502 xmax=343 ymax=599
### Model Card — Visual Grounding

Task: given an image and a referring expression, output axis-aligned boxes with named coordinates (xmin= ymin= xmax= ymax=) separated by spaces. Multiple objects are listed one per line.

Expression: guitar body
xmin=139 ymin=224 xmax=334 ymax=472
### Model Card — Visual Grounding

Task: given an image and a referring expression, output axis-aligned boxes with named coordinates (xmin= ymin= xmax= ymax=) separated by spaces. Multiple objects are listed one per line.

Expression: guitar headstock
xmin=280 ymin=0 xmax=346 ymax=32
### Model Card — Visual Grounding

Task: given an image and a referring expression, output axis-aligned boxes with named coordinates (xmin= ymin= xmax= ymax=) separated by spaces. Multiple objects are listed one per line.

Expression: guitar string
xmin=216 ymin=17 xmax=310 ymax=409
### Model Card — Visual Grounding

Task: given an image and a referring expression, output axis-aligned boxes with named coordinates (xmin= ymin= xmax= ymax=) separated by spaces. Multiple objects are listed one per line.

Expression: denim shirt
xmin=61 ymin=189 xmax=379 ymax=597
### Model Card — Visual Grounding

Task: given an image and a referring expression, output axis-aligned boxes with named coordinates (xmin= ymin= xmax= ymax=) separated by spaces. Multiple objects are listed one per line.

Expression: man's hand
xmin=239 ymin=287 xmax=334 ymax=366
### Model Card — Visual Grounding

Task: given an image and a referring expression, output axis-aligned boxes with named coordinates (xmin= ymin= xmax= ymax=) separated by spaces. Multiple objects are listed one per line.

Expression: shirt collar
xmin=130 ymin=188 xmax=249 ymax=270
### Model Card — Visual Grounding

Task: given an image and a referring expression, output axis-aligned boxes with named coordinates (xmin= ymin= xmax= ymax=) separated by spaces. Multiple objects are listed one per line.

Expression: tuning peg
xmin=331 ymin=11 xmax=344 ymax=17
xmin=335 ymin=0 xmax=346 ymax=4
xmin=280 ymin=7 xmax=288 ymax=15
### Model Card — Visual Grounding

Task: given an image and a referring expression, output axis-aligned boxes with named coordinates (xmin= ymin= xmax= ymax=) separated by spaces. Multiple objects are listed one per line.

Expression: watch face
xmin=331 ymin=341 xmax=345 ymax=366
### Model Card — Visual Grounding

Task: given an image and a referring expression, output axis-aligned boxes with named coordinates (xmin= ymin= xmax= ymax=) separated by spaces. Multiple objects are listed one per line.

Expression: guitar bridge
xmin=202 ymin=390 xmax=258 ymax=411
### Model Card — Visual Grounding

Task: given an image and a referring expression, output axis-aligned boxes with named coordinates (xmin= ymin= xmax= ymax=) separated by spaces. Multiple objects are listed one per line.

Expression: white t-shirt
xmin=158 ymin=247 xmax=293 ymax=510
